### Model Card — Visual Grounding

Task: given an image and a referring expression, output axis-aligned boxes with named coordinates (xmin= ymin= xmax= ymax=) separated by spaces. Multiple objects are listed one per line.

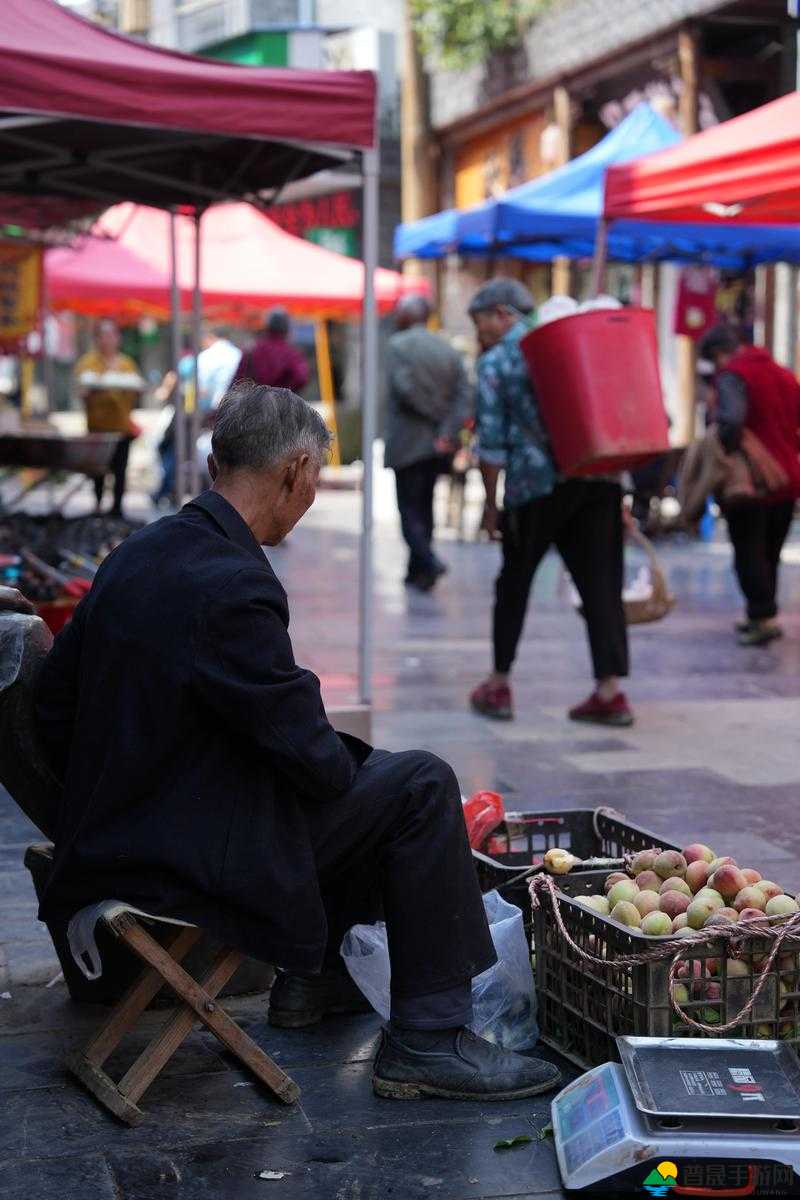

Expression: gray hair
xmin=212 ymin=381 xmax=331 ymax=472
xmin=468 ymin=278 xmax=534 ymax=317
xmin=394 ymin=293 xmax=432 ymax=327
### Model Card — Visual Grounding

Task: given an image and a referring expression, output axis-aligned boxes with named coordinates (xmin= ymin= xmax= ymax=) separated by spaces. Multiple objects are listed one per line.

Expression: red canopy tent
xmin=46 ymin=237 xmax=183 ymax=319
xmin=51 ymin=203 xmax=423 ymax=320
xmin=603 ymin=92 xmax=800 ymax=225
xmin=2 ymin=0 xmax=382 ymax=704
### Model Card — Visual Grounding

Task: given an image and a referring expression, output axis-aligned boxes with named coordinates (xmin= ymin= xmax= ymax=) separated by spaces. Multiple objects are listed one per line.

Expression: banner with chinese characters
xmin=0 ymin=242 xmax=42 ymax=349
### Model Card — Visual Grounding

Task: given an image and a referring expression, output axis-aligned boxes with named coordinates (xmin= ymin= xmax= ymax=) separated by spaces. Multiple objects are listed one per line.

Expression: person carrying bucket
xmin=467 ymin=278 xmax=633 ymax=727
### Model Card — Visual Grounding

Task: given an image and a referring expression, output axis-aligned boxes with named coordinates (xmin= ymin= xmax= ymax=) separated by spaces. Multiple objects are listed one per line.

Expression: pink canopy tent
xmin=46 ymin=236 xmax=184 ymax=319
xmin=50 ymin=203 xmax=425 ymax=320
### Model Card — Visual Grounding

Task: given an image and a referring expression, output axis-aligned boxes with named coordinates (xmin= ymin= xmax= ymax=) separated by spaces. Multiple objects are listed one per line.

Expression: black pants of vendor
xmin=303 ymin=747 xmax=495 ymax=1029
xmin=726 ymin=500 xmax=794 ymax=621
xmin=394 ymin=456 xmax=446 ymax=580
xmin=494 ymin=479 xmax=628 ymax=680
xmin=93 ymin=436 xmax=131 ymax=515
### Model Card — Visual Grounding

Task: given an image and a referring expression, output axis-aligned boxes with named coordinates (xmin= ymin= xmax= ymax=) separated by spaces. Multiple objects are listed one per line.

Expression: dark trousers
xmin=304 ymin=748 xmax=495 ymax=1019
xmin=94 ymin=436 xmax=131 ymax=515
xmin=394 ymin=457 xmax=445 ymax=579
xmin=494 ymin=479 xmax=629 ymax=680
xmin=726 ymin=500 xmax=795 ymax=620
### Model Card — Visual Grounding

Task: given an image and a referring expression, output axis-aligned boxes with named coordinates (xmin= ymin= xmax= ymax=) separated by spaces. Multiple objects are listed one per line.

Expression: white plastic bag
xmin=340 ymin=890 xmax=538 ymax=1051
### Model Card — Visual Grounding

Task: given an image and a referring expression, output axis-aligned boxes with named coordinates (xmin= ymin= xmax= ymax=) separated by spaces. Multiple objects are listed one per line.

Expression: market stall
xmin=0 ymin=0 xmax=381 ymax=703
xmin=396 ymin=102 xmax=800 ymax=268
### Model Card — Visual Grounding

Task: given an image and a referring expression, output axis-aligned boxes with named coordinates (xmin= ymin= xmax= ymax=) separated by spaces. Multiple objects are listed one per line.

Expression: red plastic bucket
xmin=35 ymin=597 xmax=79 ymax=635
xmin=520 ymin=307 xmax=670 ymax=476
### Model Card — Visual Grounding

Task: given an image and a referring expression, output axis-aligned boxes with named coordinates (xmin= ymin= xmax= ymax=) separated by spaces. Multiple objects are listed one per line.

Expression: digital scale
xmin=552 ymin=1038 xmax=800 ymax=1195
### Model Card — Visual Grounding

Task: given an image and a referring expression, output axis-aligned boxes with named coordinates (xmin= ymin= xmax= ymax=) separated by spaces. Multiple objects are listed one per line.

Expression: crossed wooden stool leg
xmin=66 ymin=910 xmax=299 ymax=1125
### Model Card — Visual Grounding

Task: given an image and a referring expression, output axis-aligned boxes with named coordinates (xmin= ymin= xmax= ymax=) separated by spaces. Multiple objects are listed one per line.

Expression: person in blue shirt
xmin=468 ymin=278 xmax=632 ymax=727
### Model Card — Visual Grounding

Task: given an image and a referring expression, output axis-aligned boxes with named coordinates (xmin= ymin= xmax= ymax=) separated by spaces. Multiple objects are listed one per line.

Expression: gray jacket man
xmin=384 ymin=296 xmax=471 ymax=591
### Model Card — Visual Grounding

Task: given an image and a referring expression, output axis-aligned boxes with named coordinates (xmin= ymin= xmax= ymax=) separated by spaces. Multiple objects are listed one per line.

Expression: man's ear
xmin=284 ymin=454 xmax=310 ymax=492
xmin=208 ymin=453 xmax=218 ymax=481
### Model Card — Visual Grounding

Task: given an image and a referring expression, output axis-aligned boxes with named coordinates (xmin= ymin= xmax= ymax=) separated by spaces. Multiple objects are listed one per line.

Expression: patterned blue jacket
xmin=475 ymin=320 xmax=557 ymax=509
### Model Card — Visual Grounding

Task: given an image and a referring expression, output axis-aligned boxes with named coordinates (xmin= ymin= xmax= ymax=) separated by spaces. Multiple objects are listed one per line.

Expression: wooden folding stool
xmin=66 ymin=907 xmax=299 ymax=1126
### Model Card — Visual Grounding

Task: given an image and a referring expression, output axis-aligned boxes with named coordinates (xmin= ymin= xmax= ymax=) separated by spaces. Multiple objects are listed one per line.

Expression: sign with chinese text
xmin=268 ymin=191 xmax=361 ymax=257
xmin=0 ymin=243 xmax=42 ymax=349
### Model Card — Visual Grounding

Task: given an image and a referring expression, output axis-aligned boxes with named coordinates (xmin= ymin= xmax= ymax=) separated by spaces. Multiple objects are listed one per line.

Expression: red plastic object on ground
xmin=36 ymin=597 xmax=79 ymax=635
xmin=520 ymin=307 xmax=670 ymax=476
xmin=462 ymin=790 xmax=505 ymax=850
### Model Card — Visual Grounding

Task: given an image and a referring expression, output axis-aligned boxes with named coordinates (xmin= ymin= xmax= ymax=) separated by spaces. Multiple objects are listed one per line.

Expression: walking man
xmin=467 ymin=279 xmax=632 ymax=726
xmin=385 ymin=295 xmax=471 ymax=591
xmin=233 ymin=307 xmax=309 ymax=394
xmin=701 ymin=325 xmax=800 ymax=645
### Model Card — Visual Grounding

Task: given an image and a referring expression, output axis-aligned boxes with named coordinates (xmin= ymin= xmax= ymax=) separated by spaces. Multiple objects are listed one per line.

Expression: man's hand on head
xmin=0 ymin=586 xmax=35 ymax=615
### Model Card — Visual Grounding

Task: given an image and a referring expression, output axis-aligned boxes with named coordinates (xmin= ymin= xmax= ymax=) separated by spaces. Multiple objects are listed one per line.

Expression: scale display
xmin=552 ymin=1040 xmax=800 ymax=1194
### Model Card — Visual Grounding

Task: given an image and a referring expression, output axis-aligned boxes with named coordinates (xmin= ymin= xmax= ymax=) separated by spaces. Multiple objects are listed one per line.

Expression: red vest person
xmin=701 ymin=325 xmax=800 ymax=646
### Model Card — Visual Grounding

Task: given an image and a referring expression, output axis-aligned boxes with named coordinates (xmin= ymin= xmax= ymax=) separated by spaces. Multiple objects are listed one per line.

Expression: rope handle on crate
xmin=529 ymin=874 xmax=800 ymax=1035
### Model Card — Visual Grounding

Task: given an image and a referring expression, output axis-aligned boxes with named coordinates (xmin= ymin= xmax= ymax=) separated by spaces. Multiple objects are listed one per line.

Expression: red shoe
xmin=569 ymin=691 xmax=634 ymax=727
xmin=470 ymin=680 xmax=514 ymax=721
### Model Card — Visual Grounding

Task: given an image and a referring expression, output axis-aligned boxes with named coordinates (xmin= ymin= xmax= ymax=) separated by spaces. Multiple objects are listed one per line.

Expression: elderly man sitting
xmin=34 ymin=381 xmax=559 ymax=1102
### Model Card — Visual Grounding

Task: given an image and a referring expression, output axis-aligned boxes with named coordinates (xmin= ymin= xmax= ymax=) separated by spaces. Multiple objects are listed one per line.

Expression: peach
xmin=685 ymin=861 xmax=712 ymax=893
xmin=687 ymin=898 xmax=719 ymax=929
xmin=725 ymin=959 xmax=750 ymax=978
xmin=718 ymin=907 xmax=740 ymax=921
xmin=604 ymin=872 xmax=629 ymax=895
xmin=611 ymin=900 xmax=642 ymax=928
xmin=709 ymin=865 xmax=747 ymax=901
xmin=660 ymin=891 xmax=691 ymax=919
xmin=682 ymin=843 xmax=715 ymax=865
xmin=738 ymin=908 xmax=769 ymax=925
xmin=630 ymin=849 xmax=659 ymax=876
xmin=654 ymin=850 xmax=687 ymax=880
xmin=607 ymin=880 xmax=638 ymax=908
xmin=672 ymin=913 xmax=689 ymax=931
xmin=709 ymin=856 xmax=737 ymax=873
xmin=635 ymin=870 xmax=661 ymax=892
xmin=695 ymin=888 xmax=724 ymax=910
xmin=765 ymin=895 xmax=800 ymax=918
xmin=756 ymin=881 xmax=784 ymax=902
xmin=634 ymin=890 xmax=662 ymax=918
xmin=641 ymin=911 xmax=672 ymax=936
xmin=660 ymin=877 xmax=692 ymax=898
xmin=674 ymin=926 xmax=696 ymax=939
xmin=706 ymin=911 xmax=736 ymax=927
xmin=579 ymin=895 xmax=610 ymax=915
xmin=672 ymin=982 xmax=690 ymax=1004
xmin=733 ymin=887 xmax=767 ymax=913
xmin=704 ymin=981 xmax=722 ymax=1002
xmin=741 ymin=868 xmax=762 ymax=886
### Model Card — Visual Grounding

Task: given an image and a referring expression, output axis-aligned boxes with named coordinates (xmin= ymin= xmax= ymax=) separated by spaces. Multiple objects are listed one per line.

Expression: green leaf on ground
xmin=493 ymin=1134 xmax=533 ymax=1151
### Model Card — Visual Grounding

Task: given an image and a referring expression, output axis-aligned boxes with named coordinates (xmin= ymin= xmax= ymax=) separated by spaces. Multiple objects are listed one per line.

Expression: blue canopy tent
xmin=395 ymin=103 xmax=800 ymax=268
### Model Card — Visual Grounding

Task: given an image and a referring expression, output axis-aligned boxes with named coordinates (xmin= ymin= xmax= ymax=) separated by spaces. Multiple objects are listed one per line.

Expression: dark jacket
xmin=35 ymin=491 xmax=370 ymax=969
xmin=717 ymin=345 xmax=800 ymax=501
xmin=384 ymin=325 xmax=471 ymax=470
xmin=233 ymin=334 xmax=309 ymax=393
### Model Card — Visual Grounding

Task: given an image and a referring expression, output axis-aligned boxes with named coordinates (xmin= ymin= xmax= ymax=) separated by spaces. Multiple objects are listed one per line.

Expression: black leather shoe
xmin=268 ymin=969 xmax=372 ymax=1028
xmin=372 ymin=1027 xmax=561 ymax=1101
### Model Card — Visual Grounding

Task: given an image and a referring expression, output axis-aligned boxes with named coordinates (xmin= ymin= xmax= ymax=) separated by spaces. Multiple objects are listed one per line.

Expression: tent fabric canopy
xmin=0 ymin=0 xmax=375 ymax=213
xmin=48 ymin=203 xmax=424 ymax=320
xmin=603 ymin=91 xmax=800 ymax=225
xmin=396 ymin=102 xmax=800 ymax=267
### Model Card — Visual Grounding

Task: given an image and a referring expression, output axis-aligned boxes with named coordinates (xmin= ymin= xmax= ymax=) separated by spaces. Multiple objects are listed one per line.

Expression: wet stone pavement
xmin=3 ymin=485 xmax=800 ymax=1198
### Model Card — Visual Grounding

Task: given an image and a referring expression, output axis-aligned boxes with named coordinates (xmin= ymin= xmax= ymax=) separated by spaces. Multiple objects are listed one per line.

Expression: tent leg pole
xmin=589 ymin=218 xmax=609 ymax=297
xmin=358 ymin=146 xmax=379 ymax=708
xmin=170 ymin=209 xmax=186 ymax=507
xmin=189 ymin=210 xmax=203 ymax=497
xmin=315 ymin=319 xmax=340 ymax=467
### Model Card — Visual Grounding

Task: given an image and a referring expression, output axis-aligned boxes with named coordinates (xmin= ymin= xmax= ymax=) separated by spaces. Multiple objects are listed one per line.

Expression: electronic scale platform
xmin=552 ymin=1037 xmax=800 ymax=1194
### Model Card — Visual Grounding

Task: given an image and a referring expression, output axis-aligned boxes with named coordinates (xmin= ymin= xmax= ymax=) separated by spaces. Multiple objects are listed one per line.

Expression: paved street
xmin=2 ymin=479 xmax=800 ymax=1198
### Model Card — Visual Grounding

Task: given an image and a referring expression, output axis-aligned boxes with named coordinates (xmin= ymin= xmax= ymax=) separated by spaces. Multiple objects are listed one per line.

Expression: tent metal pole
xmin=358 ymin=146 xmax=379 ymax=707
xmin=589 ymin=217 xmax=609 ymax=296
xmin=169 ymin=208 xmax=185 ymax=506
xmin=189 ymin=209 xmax=203 ymax=496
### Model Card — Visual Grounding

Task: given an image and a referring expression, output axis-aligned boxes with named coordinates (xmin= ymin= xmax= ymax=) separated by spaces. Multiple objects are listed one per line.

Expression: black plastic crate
xmin=475 ymin=806 xmax=681 ymax=918
xmin=533 ymin=869 xmax=800 ymax=1071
